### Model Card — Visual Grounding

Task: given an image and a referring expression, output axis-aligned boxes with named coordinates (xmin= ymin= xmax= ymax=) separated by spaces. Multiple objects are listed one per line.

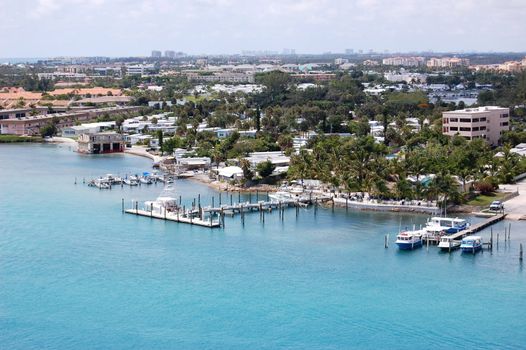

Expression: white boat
xmin=424 ymin=217 xmax=470 ymax=235
xmin=140 ymin=177 xmax=153 ymax=184
xmin=395 ymin=230 xmax=424 ymax=250
xmin=438 ymin=236 xmax=461 ymax=251
xmin=268 ymin=191 xmax=299 ymax=202
xmin=124 ymin=176 xmax=139 ymax=186
xmin=461 ymin=235 xmax=483 ymax=254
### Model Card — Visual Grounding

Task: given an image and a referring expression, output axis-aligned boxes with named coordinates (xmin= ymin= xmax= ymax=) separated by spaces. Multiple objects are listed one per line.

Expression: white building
xmin=126 ymin=64 xmax=156 ymax=76
xmin=62 ymin=121 xmax=115 ymax=137
xmin=442 ymin=106 xmax=510 ymax=146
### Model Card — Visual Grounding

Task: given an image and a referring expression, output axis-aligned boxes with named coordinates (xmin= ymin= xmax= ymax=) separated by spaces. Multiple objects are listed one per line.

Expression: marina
xmin=1 ymin=144 xmax=526 ymax=349
xmin=124 ymin=191 xmax=333 ymax=228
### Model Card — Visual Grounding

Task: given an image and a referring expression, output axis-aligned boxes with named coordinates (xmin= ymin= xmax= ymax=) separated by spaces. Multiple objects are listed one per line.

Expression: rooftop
xmin=443 ymin=106 xmax=508 ymax=115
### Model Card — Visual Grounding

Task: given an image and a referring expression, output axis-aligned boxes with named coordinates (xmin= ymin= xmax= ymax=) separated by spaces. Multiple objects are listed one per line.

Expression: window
xmin=480 ymin=117 xmax=486 ymax=122
xmin=450 ymin=126 xmax=458 ymax=131
xmin=501 ymin=122 xmax=509 ymax=126
xmin=443 ymin=118 xmax=448 ymax=124
xmin=459 ymin=118 xmax=471 ymax=123
xmin=0 ymin=115 xmax=8 ymax=120
xmin=480 ymin=126 xmax=486 ymax=130
xmin=472 ymin=127 xmax=479 ymax=131
xmin=501 ymin=113 xmax=509 ymax=118
xmin=15 ymin=113 xmax=25 ymax=118
xmin=460 ymin=127 xmax=471 ymax=131
xmin=472 ymin=118 xmax=479 ymax=122
xmin=449 ymin=118 xmax=458 ymax=122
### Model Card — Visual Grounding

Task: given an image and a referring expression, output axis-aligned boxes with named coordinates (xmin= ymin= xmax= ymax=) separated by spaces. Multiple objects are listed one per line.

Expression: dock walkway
xmin=449 ymin=213 xmax=506 ymax=240
xmin=125 ymin=208 xmax=221 ymax=228
xmin=124 ymin=195 xmax=332 ymax=228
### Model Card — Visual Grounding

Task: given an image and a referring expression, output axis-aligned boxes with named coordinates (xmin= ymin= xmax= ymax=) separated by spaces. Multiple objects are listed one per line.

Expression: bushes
xmin=474 ymin=180 xmax=497 ymax=195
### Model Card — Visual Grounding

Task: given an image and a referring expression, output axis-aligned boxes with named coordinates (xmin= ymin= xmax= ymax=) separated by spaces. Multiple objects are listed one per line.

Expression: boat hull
xmin=461 ymin=245 xmax=482 ymax=253
xmin=396 ymin=241 xmax=423 ymax=250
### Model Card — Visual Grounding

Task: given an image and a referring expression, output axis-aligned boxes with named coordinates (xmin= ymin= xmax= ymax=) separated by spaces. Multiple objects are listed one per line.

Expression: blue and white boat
xmin=461 ymin=235 xmax=483 ymax=254
xmin=425 ymin=217 xmax=470 ymax=235
xmin=395 ymin=230 xmax=424 ymax=250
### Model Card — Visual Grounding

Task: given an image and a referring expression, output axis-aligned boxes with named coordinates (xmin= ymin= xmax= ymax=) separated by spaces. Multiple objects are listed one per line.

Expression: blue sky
xmin=1 ymin=0 xmax=525 ymax=57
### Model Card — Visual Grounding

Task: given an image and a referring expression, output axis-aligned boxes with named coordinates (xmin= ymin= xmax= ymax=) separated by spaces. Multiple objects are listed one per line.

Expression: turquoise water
xmin=1 ymin=144 xmax=525 ymax=349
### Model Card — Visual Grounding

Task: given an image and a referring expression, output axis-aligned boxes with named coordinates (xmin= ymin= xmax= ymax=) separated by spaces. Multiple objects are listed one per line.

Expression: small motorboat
xmin=395 ymin=230 xmax=424 ymax=250
xmin=461 ymin=235 xmax=483 ymax=254
xmin=438 ymin=236 xmax=461 ymax=251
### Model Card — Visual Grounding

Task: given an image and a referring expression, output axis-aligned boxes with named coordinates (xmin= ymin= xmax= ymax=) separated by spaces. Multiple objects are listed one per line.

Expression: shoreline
xmin=189 ymin=173 xmax=278 ymax=193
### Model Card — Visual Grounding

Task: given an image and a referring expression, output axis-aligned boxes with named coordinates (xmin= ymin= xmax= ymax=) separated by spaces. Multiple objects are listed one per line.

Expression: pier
xmin=421 ymin=213 xmax=507 ymax=247
xmin=123 ymin=194 xmax=332 ymax=228
xmin=448 ymin=213 xmax=506 ymax=240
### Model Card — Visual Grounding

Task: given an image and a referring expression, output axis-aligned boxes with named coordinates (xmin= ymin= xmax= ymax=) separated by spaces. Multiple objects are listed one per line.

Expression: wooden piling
xmin=384 ymin=234 xmax=388 ymax=248
xmin=135 ymin=201 xmax=138 ymax=214
xmin=230 ymin=194 xmax=233 ymax=206
xmin=121 ymin=198 xmax=124 ymax=213
xmin=520 ymin=243 xmax=523 ymax=262
xmin=150 ymin=203 xmax=153 ymax=218
xmin=256 ymin=190 xmax=259 ymax=201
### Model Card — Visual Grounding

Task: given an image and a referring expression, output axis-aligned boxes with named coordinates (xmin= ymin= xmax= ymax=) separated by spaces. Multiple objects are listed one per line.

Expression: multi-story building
xmin=126 ymin=64 xmax=156 ymax=76
xmin=442 ymin=106 xmax=510 ymax=146
xmin=427 ymin=57 xmax=470 ymax=68
xmin=382 ymin=56 xmax=425 ymax=67
xmin=151 ymin=50 xmax=162 ymax=58
xmin=335 ymin=58 xmax=349 ymax=65
xmin=164 ymin=50 xmax=175 ymax=58
xmin=0 ymin=106 xmax=140 ymax=136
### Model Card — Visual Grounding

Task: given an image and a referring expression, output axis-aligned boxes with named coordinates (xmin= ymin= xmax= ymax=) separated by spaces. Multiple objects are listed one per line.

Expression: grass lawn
xmin=466 ymin=192 xmax=508 ymax=207
xmin=0 ymin=135 xmax=43 ymax=143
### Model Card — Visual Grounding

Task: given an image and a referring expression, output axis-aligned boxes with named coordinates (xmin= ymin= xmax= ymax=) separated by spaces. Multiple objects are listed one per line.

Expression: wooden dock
xmin=448 ymin=213 xmax=506 ymax=240
xmin=124 ymin=195 xmax=332 ymax=228
xmin=125 ymin=208 xmax=221 ymax=228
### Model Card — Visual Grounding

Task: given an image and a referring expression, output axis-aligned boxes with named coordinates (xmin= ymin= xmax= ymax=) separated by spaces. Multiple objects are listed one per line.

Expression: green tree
xmin=256 ymin=160 xmax=275 ymax=178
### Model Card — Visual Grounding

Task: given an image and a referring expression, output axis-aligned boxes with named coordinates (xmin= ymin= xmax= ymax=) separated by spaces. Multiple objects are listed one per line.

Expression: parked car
xmin=489 ymin=200 xmax=504 ymax=211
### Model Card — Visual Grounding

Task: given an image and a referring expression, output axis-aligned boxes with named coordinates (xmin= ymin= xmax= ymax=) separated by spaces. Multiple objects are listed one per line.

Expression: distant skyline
xmin=1 ymin=0 xmax=526 ymax=57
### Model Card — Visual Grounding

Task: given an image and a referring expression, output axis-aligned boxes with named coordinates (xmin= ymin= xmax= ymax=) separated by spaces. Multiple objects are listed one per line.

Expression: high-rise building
xmin=164 ymin=50 xmax=175 ymax=58
xmin=151 ymin=50 xmax=162 ymax=58
xmin=345 ymin=49 xmax=354 ymax=55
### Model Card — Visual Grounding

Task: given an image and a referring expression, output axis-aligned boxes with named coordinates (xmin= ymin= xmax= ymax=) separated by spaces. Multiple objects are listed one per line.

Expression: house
xmin=216 ymin=166 xmax=244 ymax=181
xmin=62 ymin=121 xmax=115 ymax=137
xmin=244 ymin=151 xmax=290 ymax=168
xmin=77 ymin=132 xmax=124 ymax=154
xmin=216 ymin=128 xmax=236 ymax=139
xmin=126 ymin=134 xmax=153 ymax=145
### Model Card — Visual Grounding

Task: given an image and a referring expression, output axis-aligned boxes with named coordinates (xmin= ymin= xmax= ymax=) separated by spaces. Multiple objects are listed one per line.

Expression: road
xmin=499 ymin=179 xmax=526 ymax=220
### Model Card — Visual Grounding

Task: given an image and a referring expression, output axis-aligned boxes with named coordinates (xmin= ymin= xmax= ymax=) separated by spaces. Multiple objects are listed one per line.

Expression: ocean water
xmin=0 ymin=144 xmax=525 ymax=349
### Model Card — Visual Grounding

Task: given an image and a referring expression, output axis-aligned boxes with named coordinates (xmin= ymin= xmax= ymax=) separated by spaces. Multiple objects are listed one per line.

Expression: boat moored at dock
xmin=425 ymin=217 xmax=470 ymax=235
xmin=395 ymin=230 xmax=424 ymax=250
xmin=460 ymin=235 xmax=483 ymax=254
xmin=438 ymin=236 xmax=461 ymax=251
